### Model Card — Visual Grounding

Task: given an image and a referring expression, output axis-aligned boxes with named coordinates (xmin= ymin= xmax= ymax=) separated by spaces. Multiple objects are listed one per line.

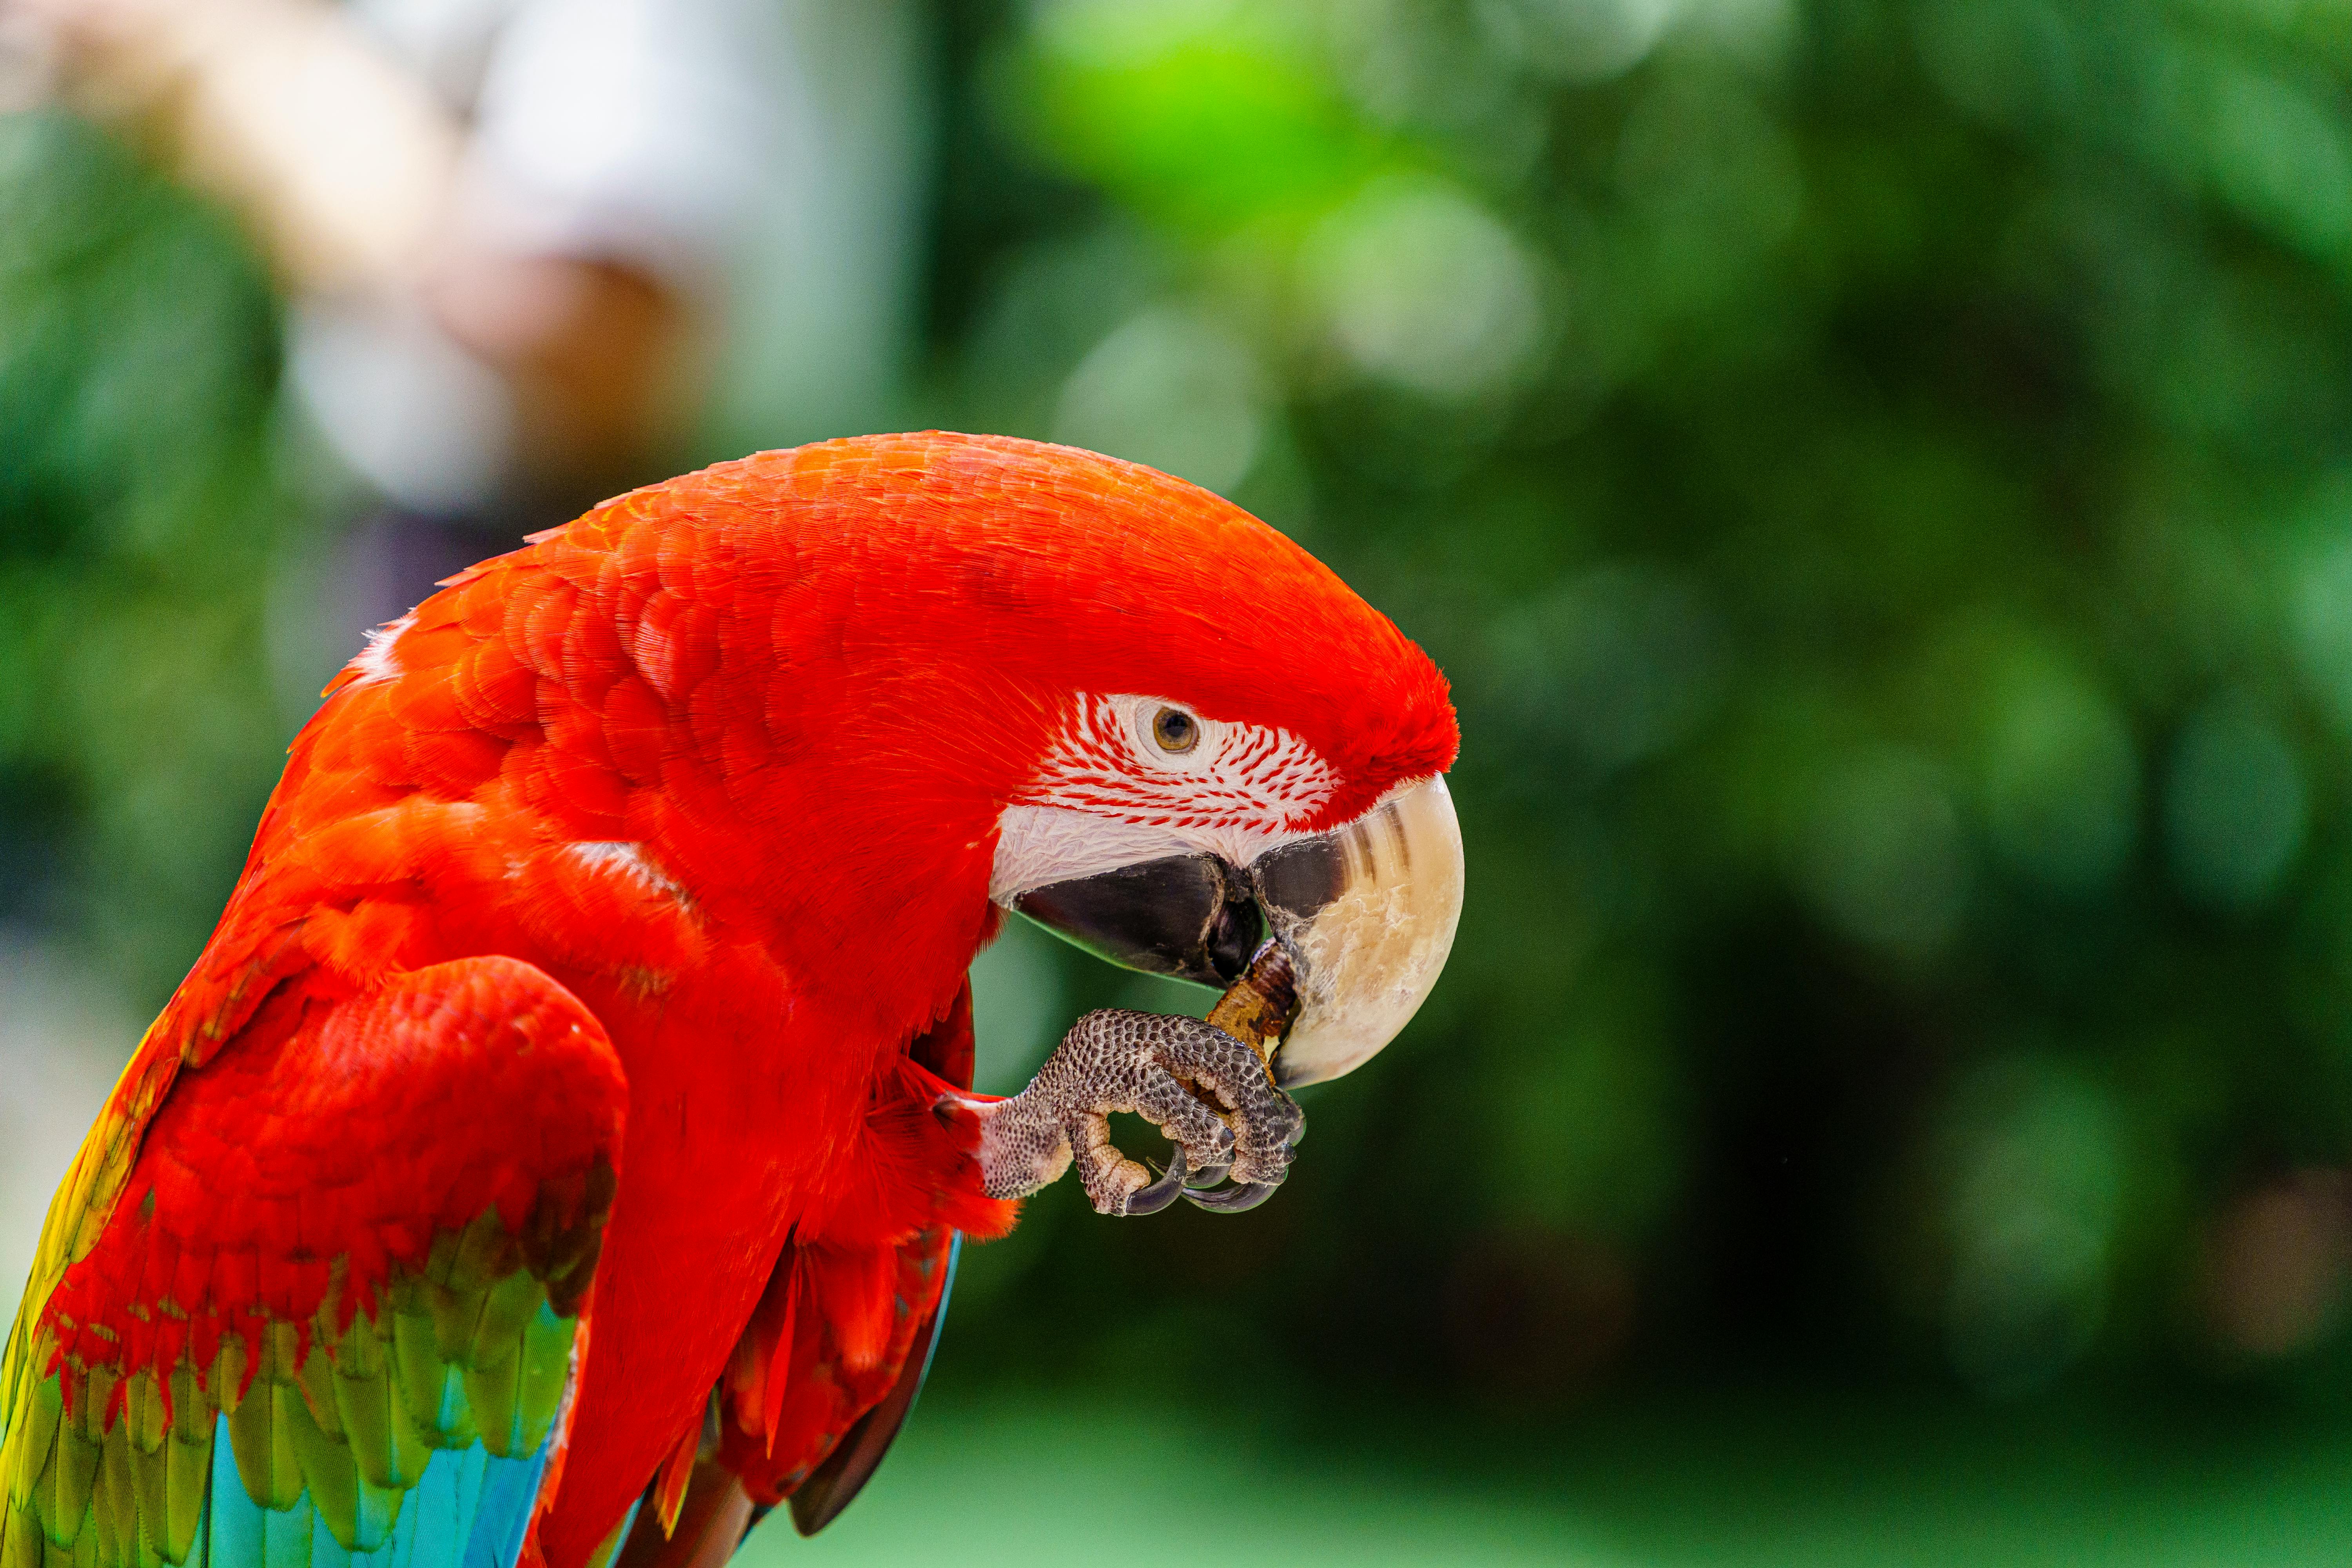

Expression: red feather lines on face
xmin=1018 ymin=693 xmax=1340 ymax=835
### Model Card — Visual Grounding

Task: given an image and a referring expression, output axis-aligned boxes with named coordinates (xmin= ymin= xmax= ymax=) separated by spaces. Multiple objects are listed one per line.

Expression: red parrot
xmin=0 ymin=433 xmax=1463 ymax=1568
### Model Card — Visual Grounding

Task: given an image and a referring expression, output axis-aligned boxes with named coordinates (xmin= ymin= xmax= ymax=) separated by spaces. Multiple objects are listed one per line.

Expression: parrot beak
xmin=1248 ymin=775 xmax=1464 ymax=1087
xmin=1002 ymin=776 xmax=1465 ymax=1089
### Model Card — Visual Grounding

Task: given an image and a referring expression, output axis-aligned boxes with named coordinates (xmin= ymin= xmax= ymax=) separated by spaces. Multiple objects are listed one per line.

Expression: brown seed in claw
xmin=1205 ymin=940 xmax=1300 ymax=1071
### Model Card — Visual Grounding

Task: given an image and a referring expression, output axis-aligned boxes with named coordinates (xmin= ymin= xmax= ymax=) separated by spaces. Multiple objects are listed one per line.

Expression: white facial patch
xmin=990 ymin=693 xmax=1338 ymax=900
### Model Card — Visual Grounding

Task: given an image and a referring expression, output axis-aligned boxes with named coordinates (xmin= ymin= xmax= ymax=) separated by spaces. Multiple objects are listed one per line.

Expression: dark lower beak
xmin=1011 ymin=853 xmax=1263 ymax=988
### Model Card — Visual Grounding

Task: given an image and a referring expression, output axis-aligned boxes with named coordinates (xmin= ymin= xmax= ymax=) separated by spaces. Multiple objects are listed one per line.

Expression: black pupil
xmin=1158 ymin=710 xmax=1194 ymax=747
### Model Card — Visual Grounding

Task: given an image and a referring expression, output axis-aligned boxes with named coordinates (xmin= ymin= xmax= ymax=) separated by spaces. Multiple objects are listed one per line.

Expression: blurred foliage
xmin=0 ymin=111 xmax=287 ymax=996
xmin=930 ymin=0 xmax=2352 ymax=1406
xmin=14 ymin=0 xmax=2352 ymax=1416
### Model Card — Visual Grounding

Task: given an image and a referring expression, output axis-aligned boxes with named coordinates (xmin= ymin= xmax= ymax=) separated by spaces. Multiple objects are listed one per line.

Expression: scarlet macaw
xmin=0 ymin=433 xmax=1464 ymax=1568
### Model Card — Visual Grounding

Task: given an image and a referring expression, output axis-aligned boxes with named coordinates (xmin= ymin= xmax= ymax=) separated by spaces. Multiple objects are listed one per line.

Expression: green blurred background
xmin=11 ymin=0 xmax=2352 ymax=1560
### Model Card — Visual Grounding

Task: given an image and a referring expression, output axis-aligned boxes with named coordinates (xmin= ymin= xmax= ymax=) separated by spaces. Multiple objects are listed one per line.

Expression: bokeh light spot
xmin=1793 ymin=748 xmax=1971 ymax=958
xmin=1301 ymin=175 xmax=1544 ymax=402
xmin=1978 ymin=659 xmax=2139 ymax=897
xmin=1487 ymin=563 xmax=1726 ymax=772
xmin=1051 ymin=306 xmax=1267 ymax=495
xmin=2289 ymin=512 xmax=2352 ymax=731
xmin=1479 ymin=0 xmax=1680 ymax=82
xmin=2163 ymin=697 xmax=2307 ymax=912
xmin=1938 ymin=1055 xmax=2124 ymax=1399
xmin=2203 ymin=1171 xmax=2352 ymax=1362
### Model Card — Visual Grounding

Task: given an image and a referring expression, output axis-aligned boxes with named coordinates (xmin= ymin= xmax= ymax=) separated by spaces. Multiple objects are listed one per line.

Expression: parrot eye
xmin=1150 ymin=706 xmax=1201 ymax=755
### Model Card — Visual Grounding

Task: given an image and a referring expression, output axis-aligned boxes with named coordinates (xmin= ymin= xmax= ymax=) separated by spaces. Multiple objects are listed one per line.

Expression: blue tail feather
xmin=201 ymin=1418 xmax=548 ymax=1568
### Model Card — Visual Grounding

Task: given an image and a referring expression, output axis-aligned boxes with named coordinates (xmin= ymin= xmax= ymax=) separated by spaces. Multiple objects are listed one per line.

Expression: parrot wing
xmin=775 ymin=978 xmax=976 ymax=1539
xmin=608 ymin=1227 xmax=956 ymax=1568
xmin=0 ymin=954 xmax=627 ymax=1568
xmin=611 ymin=986 xmax=981 ymax=1568
xmin=777 ymin=1230 xmax=956 ymax=1539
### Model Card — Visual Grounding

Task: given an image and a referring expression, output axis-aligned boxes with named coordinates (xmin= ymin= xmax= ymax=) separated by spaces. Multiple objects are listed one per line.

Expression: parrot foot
xmin=969 ymin=1009 xmax=1305 ymax=1217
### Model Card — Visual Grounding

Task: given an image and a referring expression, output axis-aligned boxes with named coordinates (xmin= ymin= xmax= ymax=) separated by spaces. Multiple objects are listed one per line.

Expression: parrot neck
xmin=633 ymin=754 xmax=1010 ymax=1048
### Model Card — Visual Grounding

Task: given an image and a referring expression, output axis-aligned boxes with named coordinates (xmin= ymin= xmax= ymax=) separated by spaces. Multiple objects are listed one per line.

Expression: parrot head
xmin=702 ymin=432 xmax=1464 ymax=1088
xmin=534 ymin=432 xmax=1460 ymax=1087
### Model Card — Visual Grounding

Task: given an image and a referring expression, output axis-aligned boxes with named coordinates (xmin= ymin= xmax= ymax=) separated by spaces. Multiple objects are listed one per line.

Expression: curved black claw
xmin=1182 ymin=1179 xmax=1278 ymax=1214
xmin=1183 ymin=1160 xmax=1233 ymax=1191
xmin=1125 ymin=1147 xmax=1189 ymax=1215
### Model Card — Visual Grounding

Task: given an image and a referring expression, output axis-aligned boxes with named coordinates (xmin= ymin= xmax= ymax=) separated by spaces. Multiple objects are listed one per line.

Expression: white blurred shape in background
xmin=294 ymin=0 xmax=927 ymax=512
